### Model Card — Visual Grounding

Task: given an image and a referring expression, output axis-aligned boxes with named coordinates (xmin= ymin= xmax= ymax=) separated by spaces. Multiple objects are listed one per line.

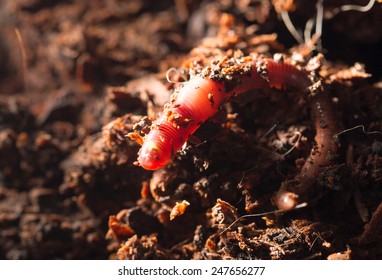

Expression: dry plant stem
xmin=136 ymin=58 xmax=310 ymax=170
xmin=274 ymin=82 xmax=340 ymax=210
xmin=358 ymin=202 xmax=382 ymax=245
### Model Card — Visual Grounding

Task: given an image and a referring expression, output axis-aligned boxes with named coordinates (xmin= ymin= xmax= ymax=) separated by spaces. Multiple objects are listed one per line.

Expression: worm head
xmin=138 ymin=141 xmax=171 ymax=170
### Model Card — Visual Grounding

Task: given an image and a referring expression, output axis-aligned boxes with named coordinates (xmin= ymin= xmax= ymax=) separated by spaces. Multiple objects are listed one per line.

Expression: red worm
xmin=137 ymin=57 xmax=311 ymax=170
xmin=273 ymin=80 xmax=340 ymax=210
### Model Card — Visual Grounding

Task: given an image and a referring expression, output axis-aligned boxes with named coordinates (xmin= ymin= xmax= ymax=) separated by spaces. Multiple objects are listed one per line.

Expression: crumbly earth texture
xmin=0 ymin=0 xmax=382 ymax=259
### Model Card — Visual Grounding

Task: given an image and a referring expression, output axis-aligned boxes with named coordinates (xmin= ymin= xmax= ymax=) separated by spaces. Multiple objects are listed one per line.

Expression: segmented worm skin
xmin=274 ymin=83 xmax=340 ymax=210
xmin=138 ymin=58 xmax=311 ymax=170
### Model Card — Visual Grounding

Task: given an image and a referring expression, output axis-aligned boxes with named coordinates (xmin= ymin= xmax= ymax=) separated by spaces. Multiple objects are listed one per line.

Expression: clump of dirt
xmin=0 ymin=0 xmax=382 ymax=259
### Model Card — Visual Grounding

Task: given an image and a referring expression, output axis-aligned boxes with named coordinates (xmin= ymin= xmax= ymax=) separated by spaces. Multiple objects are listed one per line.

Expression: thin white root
xmin=280 ymin=11 xmax=304 ymax=44
xmin=339 ymin=0 xmax=376 ymax=13
xmin=328 ymin=0 xmax=377 ymax=18
xmin=333 ymin=125 xmax=382 ymax=139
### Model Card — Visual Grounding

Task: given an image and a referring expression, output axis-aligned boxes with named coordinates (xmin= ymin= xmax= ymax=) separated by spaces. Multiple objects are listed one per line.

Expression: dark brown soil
xmin=1 ymin=0 xmax=382 ymax=260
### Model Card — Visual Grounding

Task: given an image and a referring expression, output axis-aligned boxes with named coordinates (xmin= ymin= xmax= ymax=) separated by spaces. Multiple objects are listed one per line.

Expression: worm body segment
xmin=137 ymin=58 xmax=311 ymax=170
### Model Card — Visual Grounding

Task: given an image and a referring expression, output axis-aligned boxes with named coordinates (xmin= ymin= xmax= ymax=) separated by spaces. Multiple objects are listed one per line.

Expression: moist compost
xmin=1 ymin=0 xmax=382 ymax=259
